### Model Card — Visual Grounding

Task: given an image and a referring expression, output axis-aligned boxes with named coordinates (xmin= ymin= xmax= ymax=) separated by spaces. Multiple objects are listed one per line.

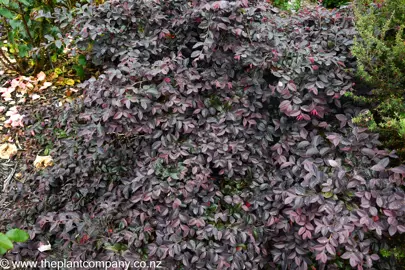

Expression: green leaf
xmin=145 ymin=86 xmax=159 ymax=97
xmin=17 ymin=0 xmax=31 ymax=6
xmin=0 ymin=246 xmax=7 ymax=255
xmin=6 ymin=229 xmax=29 ymax=243
xmin=7 ymin=29 xmax=15 ymax=45
xmin=0 ymin=8 xmax=15 ymax=19
xmin=78 ymin=55 xmax=87 ymax=66
xmin=51 ymin=54 xmax=57 ymax=63
xmin=253 ymin=229 xmax=258 ymax=239
xmin=55 ymin=40 xmax=63 ymax=49
xmin=44 ymin=35 xmax=55 ymax=42
xmin=104 ymin=243 xmax=127 ymax=253
xmin=0 ymin=233 xmax=13 ymax=250
xmin=18 ymin=44 xmax=29 ymax=57
xmin=322 ymin=191 xmax=334 ymax=198
xmin=0 ymin=0 xmax=10 ymax=5
xmin=9 ymin=19 xmax=22 ymax=30
xmin=73 ymin=65 xmax=85 ymax=80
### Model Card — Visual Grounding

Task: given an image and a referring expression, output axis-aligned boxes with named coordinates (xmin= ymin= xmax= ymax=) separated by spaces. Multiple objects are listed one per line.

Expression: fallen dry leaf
xmin=38 ymin=242 xmax=52 ymax=252
xmin=34 ymin=155 xmax=54 ymax=169
xmin=4 ymin=106 xmax=24 ymax=127
xmin=65 ymin=79 xmax=75 ymax=86
xmin=0 ymin=143 xmax=18 ymax=159
xmin=37 ymin=71 xmax=46 ymax=81
xmin=31 ymin=94 xmax=41 ymax=100
xmin=39 ymin=82 xmax=52 ymax=91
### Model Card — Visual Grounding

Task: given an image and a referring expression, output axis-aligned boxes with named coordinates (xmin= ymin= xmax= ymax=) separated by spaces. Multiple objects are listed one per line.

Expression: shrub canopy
xmin=2 ymin=1 xmax=405 ymax=269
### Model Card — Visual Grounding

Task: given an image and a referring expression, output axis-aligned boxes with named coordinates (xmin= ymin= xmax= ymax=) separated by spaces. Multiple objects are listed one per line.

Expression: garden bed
xmin=0 ymin=0 xmax=405 ymax=269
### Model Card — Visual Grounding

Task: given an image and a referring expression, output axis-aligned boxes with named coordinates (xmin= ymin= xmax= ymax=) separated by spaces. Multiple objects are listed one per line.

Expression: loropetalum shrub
xmin=3 ymin=1 xmax=405 ymax=269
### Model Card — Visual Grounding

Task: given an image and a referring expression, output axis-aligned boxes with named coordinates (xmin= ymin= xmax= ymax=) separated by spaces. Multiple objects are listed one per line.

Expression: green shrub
xmin=0 ymin=0 xmax=85 ymax=74
xmin=270 ymin=0 xmax=301 ymax=11
xmin=351 ymin=95 xmax=405 ymax=161
xmin=381 ymin=246 xmax=405 ymax=262
xmin=352 ymin=0 xmax=405 ymax=91
xmin=349 ymin=0 xmax=405 ymax=161
xmin=321 ymin=0 xmax=350 ymax=8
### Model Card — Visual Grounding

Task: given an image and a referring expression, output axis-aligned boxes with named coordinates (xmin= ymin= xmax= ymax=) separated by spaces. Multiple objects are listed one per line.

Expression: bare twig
xmin=18 ymin=2 xmax=35 ymax=44
xmin=2 ymin=163 xmax=17 ymax=192
xmin=15 ymin=134 xmax=22 ymax=150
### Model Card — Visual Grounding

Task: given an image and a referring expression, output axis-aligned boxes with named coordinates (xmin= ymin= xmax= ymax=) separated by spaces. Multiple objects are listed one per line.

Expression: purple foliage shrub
xmin=3 ymin=1 xmax=405 ymax=269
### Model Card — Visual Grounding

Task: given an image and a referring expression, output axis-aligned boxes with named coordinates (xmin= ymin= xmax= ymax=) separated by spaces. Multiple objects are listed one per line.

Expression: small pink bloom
xmin=312 ymin=65 xmax=319 ymax=70
xmin=296 ymin=114 xmax=304 ymax=121
xmin=309 ymin=57 xmax=315 ymax=64
xmin=234 ymin=55 xmax=241 ymax=61
xmin=164 ymin=77 xmax=171 ymax=83
xmin=310 ymin=109 xmax=319 ymax=116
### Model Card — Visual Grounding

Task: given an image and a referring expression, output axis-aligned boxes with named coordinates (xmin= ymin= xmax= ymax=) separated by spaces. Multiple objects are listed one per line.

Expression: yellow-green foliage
xmin=352 ymin=109 xmax=377 ymax=130
xmin=352 ymin=0 xmax=405 ymax=91
xmin=352 ymin=96 xmax=405 ymax=161
xmin=350 ymin=0 xmax=405 ymax=162
xmin=0 ymin=0 xmax=87 ymax=74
